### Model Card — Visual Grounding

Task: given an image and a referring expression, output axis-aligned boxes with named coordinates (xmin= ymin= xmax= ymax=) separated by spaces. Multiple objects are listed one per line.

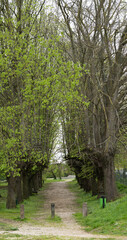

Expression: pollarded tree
xmin=57 ymin=0 xmax=127 ymax=201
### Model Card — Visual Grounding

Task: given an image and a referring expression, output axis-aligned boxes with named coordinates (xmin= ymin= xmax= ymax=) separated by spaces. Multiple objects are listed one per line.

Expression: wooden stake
xmin=51 ymin=203 xmax=55 ymax=218
xmin=20 ymin=204 xmax=24 ymax=219
xmin=83 ymin=202 xmax=88 ymax=217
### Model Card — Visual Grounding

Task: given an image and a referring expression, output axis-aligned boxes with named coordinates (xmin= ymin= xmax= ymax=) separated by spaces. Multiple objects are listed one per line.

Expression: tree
xmin=57 ymin=0 xmax=127 ymax=201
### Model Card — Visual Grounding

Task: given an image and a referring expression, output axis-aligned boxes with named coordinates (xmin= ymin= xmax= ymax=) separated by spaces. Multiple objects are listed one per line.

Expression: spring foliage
xmin=0 ymin=1 xmax=87 ymax=176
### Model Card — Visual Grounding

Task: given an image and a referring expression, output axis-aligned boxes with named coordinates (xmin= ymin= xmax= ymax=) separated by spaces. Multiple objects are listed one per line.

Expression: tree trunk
xmin=32 ymin=172 xmax=39 ymax=193
xmin=38 ymin=170 xmax=42 ymax=188
xmin=96 ymin=166 xmax=105 ymax=198
xmin=91 ymin=176 xmax=98 ymax=196
xmin=29 ymin=175 xmax=33 ymax=196
xmin=51 ymin=171 xmax=57 ymax=180
xmin=6 ymin=174 xmax=16 ymax=209
xmin=16 ymin=176 xmax=23 ymax=204
xmin=97 ymin=177 xmax=104 ymax=198
xmin=104 ymin=156 xmax=118 ymax=202
xmin=77 ymin=176 xmax=91 ymax=192
xmin=22 ymin=173 xmax=30 ymax=199
xmin=83 ymin=178 xmax=91 ymax=192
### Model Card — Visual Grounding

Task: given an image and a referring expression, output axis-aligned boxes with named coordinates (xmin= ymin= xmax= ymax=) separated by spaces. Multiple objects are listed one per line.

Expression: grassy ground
xmin=45 ymin=178 xmax=65 ymax=183
xmin=0 ymin=234 xmax=116 ymax=240
xmin=68 ymin=180 xmax=127 ymax=236
xmin=0 ymin=222 xmax=18 ymax=231
xmin=0 ymin=183 xmax=45 ymax=221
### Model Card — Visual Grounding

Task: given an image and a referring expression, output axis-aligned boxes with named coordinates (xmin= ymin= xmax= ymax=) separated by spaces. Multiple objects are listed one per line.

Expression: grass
xmin=0 ymin=181 xmax=47 ymax=221
xmin=0 ymin=235 xmax=64 ymax=240
xmin=0 ymin=193 xmax=44 ymax=221
xmin=0 ymin=234 xmax=68 ymax=240
xmin=0 ymin=222 xmax=18 ymax=231
xmin=0 ymin=234 xmax=116 ymax=240
xmin=46 ymin=215 xmax=62 ymax=223
xmin=68 ymin=180 xmax=127 ymax=236
xmin=45 ymin=178 xmax=65 ymax=183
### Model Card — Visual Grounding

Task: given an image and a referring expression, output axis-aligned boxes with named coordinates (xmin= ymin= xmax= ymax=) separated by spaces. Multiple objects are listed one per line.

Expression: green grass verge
xmin=0 ymin=222 xmax=18 ymax=231
xmin=68 ymin=180 xmax=127 ymax=236
xmin=0 ymin=234 xmax=116 ymax=240
xmin=0 ymin=234 xmax=68 ymax=240
xmin=0 ymin=183 xmax=47 ymax=221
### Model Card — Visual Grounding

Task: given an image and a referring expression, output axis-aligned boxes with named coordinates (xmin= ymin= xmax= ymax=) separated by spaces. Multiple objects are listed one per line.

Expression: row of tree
xmin=58 ymin=0 xmax=127 ymax=201
xmin=0 ymin=0 xmax=84 ymax=208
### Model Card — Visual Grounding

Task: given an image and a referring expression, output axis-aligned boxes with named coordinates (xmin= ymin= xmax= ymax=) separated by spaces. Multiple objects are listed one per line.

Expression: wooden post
xmin=51 ymin=203 xmax=55 ymax=218
xmin=83 ymin=202 xmax=88 ymax=217
xmin=20 ymin=204 xmax=24 ymax=220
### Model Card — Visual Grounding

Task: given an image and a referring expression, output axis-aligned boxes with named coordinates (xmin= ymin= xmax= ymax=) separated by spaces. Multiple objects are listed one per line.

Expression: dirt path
xmin=1 ymin=181 xmax=127 ymax=239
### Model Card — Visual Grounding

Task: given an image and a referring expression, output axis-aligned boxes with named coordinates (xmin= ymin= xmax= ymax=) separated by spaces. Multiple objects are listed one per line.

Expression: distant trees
xmin=45 ymin=162 xmax=73 ymax=179
xmin=57 ymin=0 xmax=127 ymax=201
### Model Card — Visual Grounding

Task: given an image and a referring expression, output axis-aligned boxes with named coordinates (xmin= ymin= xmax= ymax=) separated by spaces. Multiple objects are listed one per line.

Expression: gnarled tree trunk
xmin=6 ymin=174 xmax=23 ymax=208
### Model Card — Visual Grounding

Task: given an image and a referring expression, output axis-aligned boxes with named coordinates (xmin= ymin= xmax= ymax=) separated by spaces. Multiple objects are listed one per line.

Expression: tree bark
xmin=16 ymin=175 xmax=23 ymax=204
xmin=32 ymin=172 xmax=39 ymax=193
xmin=6 ymin=174 xmax=16 ymax=209
xmin=22 ymin=172 xmax=30 ymax=199
xmin=76 ymin=175 xmax=91 ymax=192
xmin=104 ymin=156 xmax=118 ymax=202
xmin=38 ymin=170 xmax=42 ymax=188
xmin=83 ymin=178 xmax=91 ymax=192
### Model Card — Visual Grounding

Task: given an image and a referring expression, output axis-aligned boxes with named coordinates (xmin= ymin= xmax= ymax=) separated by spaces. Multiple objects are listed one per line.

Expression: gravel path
xmin=0 ymin=181 xmax=127 ymax=239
